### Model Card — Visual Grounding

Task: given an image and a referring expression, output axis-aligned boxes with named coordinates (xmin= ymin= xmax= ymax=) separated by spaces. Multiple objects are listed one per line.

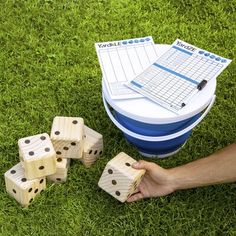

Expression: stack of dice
xmin=4 ymin=116 xmax=103 ymax=207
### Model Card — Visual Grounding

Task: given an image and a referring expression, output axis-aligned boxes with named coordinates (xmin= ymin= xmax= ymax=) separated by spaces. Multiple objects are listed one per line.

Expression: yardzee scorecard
xmin=95 ymin=36 xmax=158 ymax=99
xmin=127 ymin=39 xmax=231 ymax=113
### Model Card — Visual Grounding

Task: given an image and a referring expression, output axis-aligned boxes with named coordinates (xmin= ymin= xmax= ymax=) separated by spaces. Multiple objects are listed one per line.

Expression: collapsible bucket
xmin=102 ymin=44 xmax=216 ymax=158
xmin=115 ymin=111 xmax=201 ymax=156
xmin=103 ymin=92 xmax=215 ymax=157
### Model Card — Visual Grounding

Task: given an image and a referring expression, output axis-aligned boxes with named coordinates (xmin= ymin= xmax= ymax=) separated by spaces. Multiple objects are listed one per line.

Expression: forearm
xmin=169 ymin=143 xmax=236 ymax=190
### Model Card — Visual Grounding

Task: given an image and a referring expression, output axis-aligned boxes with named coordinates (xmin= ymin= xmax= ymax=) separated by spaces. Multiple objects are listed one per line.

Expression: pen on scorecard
xmin=181 ymin=80 xmax=208 ymax=108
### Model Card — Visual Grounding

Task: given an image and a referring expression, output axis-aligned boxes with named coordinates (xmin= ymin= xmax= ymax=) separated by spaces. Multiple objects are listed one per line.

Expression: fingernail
xmin=132 ymin=162 xmax=139 ymax=168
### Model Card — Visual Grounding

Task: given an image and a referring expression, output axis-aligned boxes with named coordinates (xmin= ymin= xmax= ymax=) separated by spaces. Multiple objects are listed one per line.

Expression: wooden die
xmin=98 ymin=152 xmax=145 ymax=203
xmin=47 ymin=158 xmax=70 ymax=183
xmin=4 ymin=163 xmax=46 ymax=207
xmin=50 ymin=116 xmax=84 ymax=159
xmin=18 ymin=133 xmax=56 ymax=180
xmin=81 ymin=125 xmax=103 ymax=168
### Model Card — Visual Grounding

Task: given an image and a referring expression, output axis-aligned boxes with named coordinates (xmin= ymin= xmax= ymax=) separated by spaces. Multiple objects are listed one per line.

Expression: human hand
xmin=127 ymin=160 xmax=175 ymax=202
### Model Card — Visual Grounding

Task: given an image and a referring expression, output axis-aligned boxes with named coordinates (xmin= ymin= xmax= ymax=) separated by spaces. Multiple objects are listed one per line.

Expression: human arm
xmin=127 ymin=143 xmax=236 ymax=202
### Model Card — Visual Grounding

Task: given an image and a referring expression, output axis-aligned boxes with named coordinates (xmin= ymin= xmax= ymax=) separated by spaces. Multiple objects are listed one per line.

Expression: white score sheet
xmin=127 ymin=39 xmax=231 ymax=113
xmin=95 ymin=36 xmax=158 ymax=99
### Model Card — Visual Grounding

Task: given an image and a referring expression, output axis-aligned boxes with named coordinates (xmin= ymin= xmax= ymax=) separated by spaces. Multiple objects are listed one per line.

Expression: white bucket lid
xmin=102 ymin=44 xmax=216 ymax=124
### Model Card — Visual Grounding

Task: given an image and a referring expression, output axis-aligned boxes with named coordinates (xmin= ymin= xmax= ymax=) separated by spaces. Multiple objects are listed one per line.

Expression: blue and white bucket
xmin=102 ymin=44 xmax=216 ymax=158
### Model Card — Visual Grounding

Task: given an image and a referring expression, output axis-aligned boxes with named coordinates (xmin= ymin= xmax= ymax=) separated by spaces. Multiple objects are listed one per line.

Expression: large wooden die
xmin=81 ymin=125 xmax=103 ymax=168
xmin=47 ymin=157 xmax=70 ymax=183
xmin=4 ymin=163 xmax=46 ymax=207
xmin=50 ymin=116 xmax=84 ymax=159
xmin=18 ymin=133 xmax=56 ymax=180
xmin=98 ymin=152 xmax=145 ymax=203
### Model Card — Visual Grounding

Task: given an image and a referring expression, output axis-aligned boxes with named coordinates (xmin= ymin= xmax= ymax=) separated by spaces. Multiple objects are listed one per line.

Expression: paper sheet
xmin=127 ymin=39 xmax=231 ymax=113
xmin=95 ymin=36 xmax=158 ymax=99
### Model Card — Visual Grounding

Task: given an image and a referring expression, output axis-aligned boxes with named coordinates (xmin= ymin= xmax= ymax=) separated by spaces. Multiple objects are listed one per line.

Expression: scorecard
xmin=95 ymin=36 xmax=158 ymax=99
xmin=127 ymin=39 xmax=231 ymax=113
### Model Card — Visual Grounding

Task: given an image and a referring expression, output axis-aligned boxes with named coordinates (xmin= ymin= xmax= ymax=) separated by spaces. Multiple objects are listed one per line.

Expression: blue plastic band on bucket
xmin=115 ymin=111 xmax=200 ymax=136
xmin=122 ymin=113 xmax=200 ymax=156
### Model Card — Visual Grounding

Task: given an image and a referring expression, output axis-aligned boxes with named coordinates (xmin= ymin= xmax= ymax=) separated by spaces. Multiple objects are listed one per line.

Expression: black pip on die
xmin=18 ymin=133 xmax=56 ymax=180
xmin=50 ymin=116 xmax=84 ymax=159
xmin=98 ymin=152 xmax=146 ymax=203
xmin=4 ymin=163 xmax=46 ymax=207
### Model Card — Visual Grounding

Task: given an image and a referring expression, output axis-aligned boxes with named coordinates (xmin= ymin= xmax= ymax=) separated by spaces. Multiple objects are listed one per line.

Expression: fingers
xmin=126 ymin=192 xmax=144 ymax=202
xmin=132 ymin=160 xmax=156 ymax=172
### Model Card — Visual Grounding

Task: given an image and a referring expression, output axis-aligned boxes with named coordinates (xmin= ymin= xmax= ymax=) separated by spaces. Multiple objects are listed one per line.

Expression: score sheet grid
xmin=127 ymin=39 xmax=231 ymax=113
xmin=96 ymin=37 xmax=158 ymax=99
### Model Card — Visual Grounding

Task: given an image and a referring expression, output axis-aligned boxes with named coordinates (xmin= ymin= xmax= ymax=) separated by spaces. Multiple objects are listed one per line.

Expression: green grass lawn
xmin=0 ymin=0 xmax=236 ymax=235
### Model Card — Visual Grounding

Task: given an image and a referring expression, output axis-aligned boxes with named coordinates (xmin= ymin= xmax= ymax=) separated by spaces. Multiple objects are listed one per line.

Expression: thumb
xmin=132 ymin=160 xmax=156 ymax=171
